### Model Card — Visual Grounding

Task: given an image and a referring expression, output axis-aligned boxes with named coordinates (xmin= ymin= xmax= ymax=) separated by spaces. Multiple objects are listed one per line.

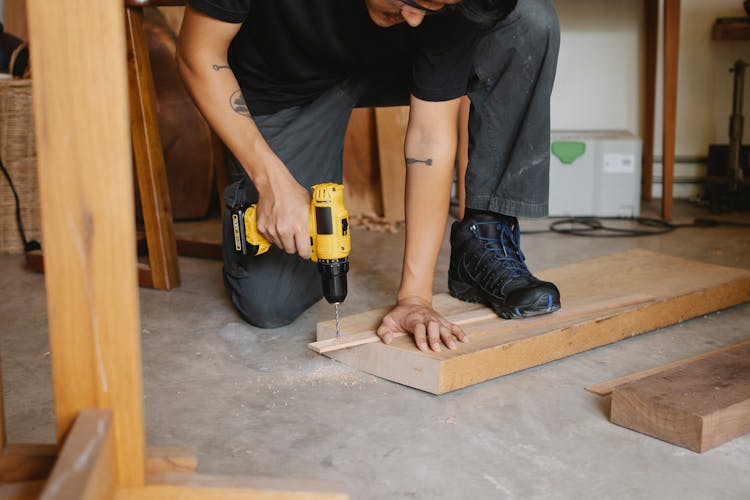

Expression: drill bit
xmin=334 ymin=302 xmax=341 ymax=338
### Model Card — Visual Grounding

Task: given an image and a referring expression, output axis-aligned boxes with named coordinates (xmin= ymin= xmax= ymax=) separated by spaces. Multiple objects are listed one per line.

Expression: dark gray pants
xmin=223 ymin=0 xmax=560 ymax=327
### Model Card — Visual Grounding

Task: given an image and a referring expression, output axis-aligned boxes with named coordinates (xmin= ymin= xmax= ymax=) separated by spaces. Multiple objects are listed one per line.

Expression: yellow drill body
xmin=232 ymin=183 xmax=351 ymax=305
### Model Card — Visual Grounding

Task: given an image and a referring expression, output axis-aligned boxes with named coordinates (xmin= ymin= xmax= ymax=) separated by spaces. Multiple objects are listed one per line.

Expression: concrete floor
xmin=2 ymin=200 xmax=749 ymax=499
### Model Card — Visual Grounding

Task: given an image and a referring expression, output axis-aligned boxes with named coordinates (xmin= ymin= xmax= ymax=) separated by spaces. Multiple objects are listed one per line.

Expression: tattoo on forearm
xmin=212 ymin=64 xmax=231 ymax=71
xmin=406 ymin=158 xmax=433 ymax=166
xmin=230 ymin=90 xmax=250 ymax=117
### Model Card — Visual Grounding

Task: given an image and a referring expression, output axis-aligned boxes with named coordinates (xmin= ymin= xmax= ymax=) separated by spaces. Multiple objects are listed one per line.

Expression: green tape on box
xmin=551 ymin=141 xmax=586 ymax=165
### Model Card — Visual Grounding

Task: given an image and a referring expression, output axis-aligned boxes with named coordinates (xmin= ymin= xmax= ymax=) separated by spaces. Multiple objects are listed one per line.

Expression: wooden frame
xmin=0 ymin=1 xmax=348 ymax=498
xmin=638 ymin=0 xmax=682 ymax=220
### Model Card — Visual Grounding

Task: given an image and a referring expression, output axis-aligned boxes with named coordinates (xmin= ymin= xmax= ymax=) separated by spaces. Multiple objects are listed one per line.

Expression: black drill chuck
xmin=318 ymin=259 xmax=349 ymax=304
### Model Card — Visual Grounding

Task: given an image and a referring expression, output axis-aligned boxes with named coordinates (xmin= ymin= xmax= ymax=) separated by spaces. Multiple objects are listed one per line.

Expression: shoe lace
xmin=470 ymin=220 xmax=532 ymax=293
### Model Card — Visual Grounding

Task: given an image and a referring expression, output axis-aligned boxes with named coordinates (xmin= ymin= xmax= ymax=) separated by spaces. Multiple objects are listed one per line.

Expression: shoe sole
xmin=449 ymin=277 xmax=560 ymax=320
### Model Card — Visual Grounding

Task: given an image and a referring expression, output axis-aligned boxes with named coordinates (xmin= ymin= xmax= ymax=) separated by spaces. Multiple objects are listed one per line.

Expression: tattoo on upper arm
xmin=406 ymin=158 xmax=433 ymax=166
xmin=212 ymin=64 xmax=231 ymax=71
xmin=230 ymin=90 xmax=250 ymax=117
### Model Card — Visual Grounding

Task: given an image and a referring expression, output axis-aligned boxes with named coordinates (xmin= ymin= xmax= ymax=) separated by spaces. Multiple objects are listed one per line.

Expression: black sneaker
xmin=449 ymin=213 xmax=561 ymax=319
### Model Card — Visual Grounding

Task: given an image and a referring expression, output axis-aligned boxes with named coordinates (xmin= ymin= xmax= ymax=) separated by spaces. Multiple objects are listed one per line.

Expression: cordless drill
xmin=230 ymin=183 xmax=351 ymax=334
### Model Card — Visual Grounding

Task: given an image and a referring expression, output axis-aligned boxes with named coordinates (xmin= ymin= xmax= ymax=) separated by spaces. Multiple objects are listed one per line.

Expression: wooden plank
xmin=26 ymin=0 xmax=146 ymax=485
xmin=610 ymin=343 xmax=750 ymax=452
xmin=40 ymin=410 xmax=116 ymax=500
xmin=310 ymin=294 xmax=655 ymax=354
xmin=0 ymin=480 xmax=45 ymax=500
xmin=126 ymin=5 xmax=181 ymax=290
xmin=115 ymin=472 xmax=348 ymax=500
xmin=343 ymin=108 xmax=383 ymax=217
xmin=318 ymin=249 xmax=750 ymax=394
xmin=374 ymin=107 xmax=409 ymax=222
xmin=586 ymin=339 xmax=750 ymax=396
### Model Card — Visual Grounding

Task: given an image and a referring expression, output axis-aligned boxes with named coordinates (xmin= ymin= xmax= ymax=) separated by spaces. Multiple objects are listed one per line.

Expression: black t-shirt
xmin=189 ymin=0 xmax=479 ymax=115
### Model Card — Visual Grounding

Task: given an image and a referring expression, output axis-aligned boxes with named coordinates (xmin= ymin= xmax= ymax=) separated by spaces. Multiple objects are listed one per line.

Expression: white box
xmin=549 ymin=130 xmax=642 ymax=217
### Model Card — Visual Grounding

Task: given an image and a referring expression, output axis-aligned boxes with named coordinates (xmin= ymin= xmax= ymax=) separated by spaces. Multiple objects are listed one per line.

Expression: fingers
xmin=258 ymin=221 xmax=310 ymax=258
xmin=294 ymin=230 xmax=312 ymax=259
xmin=376 ymin=324 xmax=394 ymax=345
xmin=413 ymin=323 xmax=429 ymax=352
xmin=426 ymin=321 xmax=442 ymax=352
xmin=451 ymin=323 xmax=469 ymax=344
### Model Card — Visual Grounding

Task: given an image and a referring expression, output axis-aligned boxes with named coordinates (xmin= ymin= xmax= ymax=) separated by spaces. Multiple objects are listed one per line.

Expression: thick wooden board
xmin=40 ymin=410 xmax=116 ymax=500
xmin=26 ymin=0 xmax=146 ymax=485
xmin=315 ymin=249 xmax=750 ymax=394
xmin=610 ymin=343 xmax=750 ymax=453
xmin=586 ymin=339 xmax=750 ymax=396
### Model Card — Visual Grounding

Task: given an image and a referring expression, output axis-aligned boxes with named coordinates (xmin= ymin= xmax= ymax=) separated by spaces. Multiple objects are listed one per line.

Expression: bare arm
xmin=176 ymin=6 xmax=311 ymax=258
xmin=376 ymin=96 xmax=468 ymax=352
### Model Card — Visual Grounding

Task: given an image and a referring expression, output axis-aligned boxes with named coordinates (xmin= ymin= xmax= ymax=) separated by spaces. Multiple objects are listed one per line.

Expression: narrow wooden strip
xmin=586 ymin=339 xmax=750 ymax=396
xmin=39 ymin=410 xmax=116 ymax=500
xmin=114 ymin=472 xmax=348 ymax=499
xmin=610 ymin=343 xmax=750 ymax=452
xmin=0 ymin=480 xmax=45 ymax=500
xmin=26 ymin=0 xmax=146 ymax=485
xmin=310 ymin=294 xmax=655 ymax=354
xmin=316 ymin=294 xmax=485 ymax=341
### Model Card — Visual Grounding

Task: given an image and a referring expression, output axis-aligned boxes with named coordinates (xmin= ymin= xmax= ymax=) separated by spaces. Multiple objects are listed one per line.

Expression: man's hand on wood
xmin=376 ymin=296 xmax=468 ymax=352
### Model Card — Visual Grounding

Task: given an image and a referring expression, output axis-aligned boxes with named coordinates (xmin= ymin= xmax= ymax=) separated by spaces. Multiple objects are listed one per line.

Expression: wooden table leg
xmin=662 ymin=0 xmax=681 ymax=220
xmin=26 ymin=0 xmax=146 ymax=485
xmin=126 ymin=5 xmax=181 ymax=289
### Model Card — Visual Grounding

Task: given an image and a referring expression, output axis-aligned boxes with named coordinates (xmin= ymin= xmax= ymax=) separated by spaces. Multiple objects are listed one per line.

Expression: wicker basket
xmin=0 ymin=78 xmax=41 ymax=254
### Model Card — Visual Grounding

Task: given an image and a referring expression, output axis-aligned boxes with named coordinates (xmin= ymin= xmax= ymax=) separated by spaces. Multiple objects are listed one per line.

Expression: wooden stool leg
xmin=126 ymin=5 xmax=181 ymax=289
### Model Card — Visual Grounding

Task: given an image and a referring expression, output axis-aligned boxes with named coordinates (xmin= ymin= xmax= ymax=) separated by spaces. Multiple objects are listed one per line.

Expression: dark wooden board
xmin=611 ymin=343 xmax=750 ymax=452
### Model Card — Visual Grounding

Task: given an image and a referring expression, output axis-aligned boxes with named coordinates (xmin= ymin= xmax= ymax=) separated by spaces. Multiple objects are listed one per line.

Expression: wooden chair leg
xmin=126 ymin=5 xmax=181 ymax=289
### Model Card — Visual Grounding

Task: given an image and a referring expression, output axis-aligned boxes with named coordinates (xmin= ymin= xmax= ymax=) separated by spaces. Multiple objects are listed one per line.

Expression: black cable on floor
xmin=522 ymin=216 xmax=750 ymax=238
xmin=0 ymin=155 xmax=41 ymax=252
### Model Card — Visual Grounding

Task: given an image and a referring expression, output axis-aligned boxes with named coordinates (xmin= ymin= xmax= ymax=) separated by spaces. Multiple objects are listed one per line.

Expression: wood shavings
xmin=348 ymin=212 xmax=403 ymax=234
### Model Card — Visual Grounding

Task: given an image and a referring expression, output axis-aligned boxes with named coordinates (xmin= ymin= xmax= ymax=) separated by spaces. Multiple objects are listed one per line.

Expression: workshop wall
xmin=553 ymin=0 xmax=749 ymax=198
